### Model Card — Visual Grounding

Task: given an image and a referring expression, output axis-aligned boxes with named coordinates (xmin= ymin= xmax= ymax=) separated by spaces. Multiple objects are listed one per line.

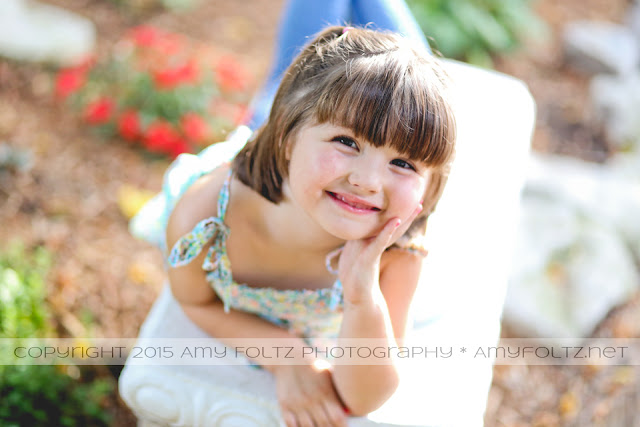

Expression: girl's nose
xmin=347 ymin=166 xmax=382 ymax=194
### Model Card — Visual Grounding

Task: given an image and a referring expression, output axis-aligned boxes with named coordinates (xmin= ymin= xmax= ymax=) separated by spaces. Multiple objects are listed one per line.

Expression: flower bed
xmin=56 ymin=25 xmax=253 ymax=158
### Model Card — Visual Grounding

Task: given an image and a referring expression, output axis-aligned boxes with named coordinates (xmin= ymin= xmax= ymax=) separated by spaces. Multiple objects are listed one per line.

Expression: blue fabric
xmin=246 ymin=0 xmax=430 ymax=130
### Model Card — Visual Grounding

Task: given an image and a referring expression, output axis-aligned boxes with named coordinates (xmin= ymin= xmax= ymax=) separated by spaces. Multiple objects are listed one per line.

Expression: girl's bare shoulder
xmin=381 ymin=246 xmax=423 ymax=270
xmin=379 ymin=247 xmax=424 ymax=295
xmin=167 ymin=163 xmax=230 ymax=242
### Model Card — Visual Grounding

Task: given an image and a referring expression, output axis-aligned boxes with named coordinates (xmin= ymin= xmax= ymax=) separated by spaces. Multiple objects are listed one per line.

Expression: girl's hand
xmin=338 ymin=204 xmax=423 ymax=304
xmin=273 ymin=364 xmax=348 ymax=427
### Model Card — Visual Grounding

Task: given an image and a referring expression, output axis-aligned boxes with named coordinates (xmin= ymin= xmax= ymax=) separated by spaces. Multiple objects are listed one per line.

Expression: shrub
xmin=0 ymin=244 xmax=113 ymax=426
xmin=407 ymin=0 xmax=547 ymax=67
xmin=56 ymin=25 xmax=253 ymax=158
xmin=0 ymin=243 xmax=52 ymax=339
xmin=108 ymin=0 xmax=201 ymax=13
xmin=0 ymin=365 xmax=113 ymax=427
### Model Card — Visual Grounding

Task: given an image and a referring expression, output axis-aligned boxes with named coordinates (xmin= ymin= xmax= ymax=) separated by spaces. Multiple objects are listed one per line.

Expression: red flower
xmin=153 ymin=60 xmax=199 ymax=89
xmin=180 ymin=113 xmax=209 ymax=143
xmin=84 ymin=98 xmax=115 ymax=124
xmin=156 ymin=33 xmax=184 ymax=56
xmin=215 ymin=56 xmax=249 ymax=91
xmin=129 ymin=26 xmax=161 ymax=48
xmin=55 ymin=69 xmax=86 ymax=98
xmin=168 ymin=138 xmax=192 ymax=158
xmin=143 ymin=120 xmax=181 ymax=153
xmin=118 ymin=110 xmax=141 ymax=141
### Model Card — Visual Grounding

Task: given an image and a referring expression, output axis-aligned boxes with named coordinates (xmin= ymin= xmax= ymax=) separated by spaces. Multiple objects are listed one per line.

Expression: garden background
xmin=1 ymin=0 xmax=639 ymax=426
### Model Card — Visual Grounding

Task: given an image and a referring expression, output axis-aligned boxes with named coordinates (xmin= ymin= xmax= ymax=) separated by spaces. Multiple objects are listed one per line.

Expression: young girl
xmin=136 ymin=26 xmax=456 ymax=427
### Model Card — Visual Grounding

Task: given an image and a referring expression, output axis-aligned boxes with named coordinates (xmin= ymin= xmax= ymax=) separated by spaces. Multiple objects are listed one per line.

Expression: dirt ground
xmin=0 ymin=0 xmax=638 ymax=426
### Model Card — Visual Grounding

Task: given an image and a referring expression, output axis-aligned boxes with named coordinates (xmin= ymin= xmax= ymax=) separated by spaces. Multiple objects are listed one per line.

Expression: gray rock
xmin=526 ymin=153 xmax=640 ymax=261
xmin=608 ymin=152 xmax=640 ymax=257
xmin=563 ymin=21 xmax=639 ymax=75
xmin=503 ymin=154 xmax=640 ymax=346
xmin=627 ymin=0 xmax=640 ymax=43
xmin=590 ymin=73 xmax=640 ymax=150
xmin=0 ymin=0 xmax=95 ymax=66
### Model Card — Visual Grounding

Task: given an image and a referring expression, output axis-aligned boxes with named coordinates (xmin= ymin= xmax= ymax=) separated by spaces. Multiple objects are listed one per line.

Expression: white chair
xmin=119 ymin=59 xmax=536 ymax=427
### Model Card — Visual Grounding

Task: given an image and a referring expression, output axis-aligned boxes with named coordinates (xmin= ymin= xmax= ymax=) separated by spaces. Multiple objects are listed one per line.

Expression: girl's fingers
xmin=340 ymin=202 xmax=424 ymax=279
xmin=388 ymin=203 xmax=423 ymax=246
xmin=282 ymin=411 xmax=297 ymax=427
xmin=308 ymin=403 xmax=333 ymax=427
xmin=322 ymin=400 xmax=348 ymax=427
xmin=295 ymin=411 xmax=314 ymax=427
xmin=367 ymin=217 xmax=401 ymax=257
xmin=410 ymin=202 xmax=424 ymax=223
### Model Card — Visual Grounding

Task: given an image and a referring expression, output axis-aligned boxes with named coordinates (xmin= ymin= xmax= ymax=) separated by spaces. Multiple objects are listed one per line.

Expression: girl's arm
xmin=166 ymin=187 xmax=313 ymax=363
xmin=332 ymin=215 xmax=423 ymax=416
xmin=166 ymin=176 xmax=348 ymax=427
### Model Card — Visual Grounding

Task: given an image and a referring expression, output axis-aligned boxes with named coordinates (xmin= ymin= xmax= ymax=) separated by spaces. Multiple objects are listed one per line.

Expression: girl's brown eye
xmin=391 ymin=158 xmax=416 ymax=171
xmin=332 ymin=136 xmax=358 ymax=149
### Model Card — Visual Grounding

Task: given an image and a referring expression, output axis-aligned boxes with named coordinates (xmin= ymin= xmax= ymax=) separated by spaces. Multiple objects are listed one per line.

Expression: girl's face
xmin=284 ymin=122 xmax=430 ymax=241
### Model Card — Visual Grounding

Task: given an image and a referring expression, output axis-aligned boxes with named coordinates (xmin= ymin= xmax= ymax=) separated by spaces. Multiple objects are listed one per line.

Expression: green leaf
xmin=449 ymin=1 xmax=513 ymax=52
xmin=465 ymin=46 xmax=495 ymax=68
xmin=430 ymin=12 xmax=474 ymax=57
xmin=497 ymin=0 xmax=549 ymax=43
xmin=407 ymin=0 xmax=544 ymax=64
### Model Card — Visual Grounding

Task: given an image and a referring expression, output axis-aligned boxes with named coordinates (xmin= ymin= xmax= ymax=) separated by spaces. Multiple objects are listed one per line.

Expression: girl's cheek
xmin=394 ymin=180 xmax=425 ymax=215
xmin=313 ymin=150 xmax=344 ymax=179
xmin=301 ymin=151 xmax=341 ymax=195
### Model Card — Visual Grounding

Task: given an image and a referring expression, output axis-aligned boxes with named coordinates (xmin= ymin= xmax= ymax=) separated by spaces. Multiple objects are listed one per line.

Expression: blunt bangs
xmin=313 ymin=51 xmax=455 ymax=169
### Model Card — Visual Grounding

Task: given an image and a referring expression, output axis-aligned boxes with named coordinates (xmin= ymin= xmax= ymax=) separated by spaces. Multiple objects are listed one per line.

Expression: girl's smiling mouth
xmin=326 ymin=191 xmax=381 ymax=213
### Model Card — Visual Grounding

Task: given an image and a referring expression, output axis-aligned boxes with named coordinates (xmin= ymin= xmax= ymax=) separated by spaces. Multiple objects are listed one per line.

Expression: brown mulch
xmin=0 ymin=0 xmax=638 ymax=426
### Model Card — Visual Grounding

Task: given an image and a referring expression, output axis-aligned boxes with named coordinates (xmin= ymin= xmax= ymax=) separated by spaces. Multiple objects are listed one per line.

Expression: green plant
xmin=0 ymin=243 xmax=52 ymax=338
xmin=407 ymin=0 xmax=547 ymax=67
xmin=0 ymin=365 xmax=113 ymax=427
xmin=0 ymin=244 xmax=114 ymax=426
xmin=56 ymin=25 xmax=253 ymax=158
xmin=108 ymin=0 xmax=201 ymax=13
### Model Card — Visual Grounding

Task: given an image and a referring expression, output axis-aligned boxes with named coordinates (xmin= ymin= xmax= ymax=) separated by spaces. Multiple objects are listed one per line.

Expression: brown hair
xmin=233 ymin=25 xmax=456 ymax=252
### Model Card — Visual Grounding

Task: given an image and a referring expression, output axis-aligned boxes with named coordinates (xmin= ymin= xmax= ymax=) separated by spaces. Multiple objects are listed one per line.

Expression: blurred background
xmin=0 ymin=0 xmax=638 ymax=426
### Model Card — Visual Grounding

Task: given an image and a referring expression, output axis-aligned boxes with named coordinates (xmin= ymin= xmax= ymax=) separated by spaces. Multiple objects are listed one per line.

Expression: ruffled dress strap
xmin=167 ymin=170 xmax=232 ymax=266
xmin=166 ymin=216 xmax=229 ymax=268
xmin=167 ymin=170 xmax=236 ymax=313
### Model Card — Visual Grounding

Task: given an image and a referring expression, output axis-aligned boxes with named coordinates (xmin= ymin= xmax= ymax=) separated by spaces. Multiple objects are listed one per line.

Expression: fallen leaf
xmin=558 ymin=391 xmax=580 ymax=418
xmin=612 ymin=366 xmax=635 ymax=386
xmin=127 ymin=260 xmax=155 ymax=285
xmin=117 ymin=184 xmax=155 ymax=219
